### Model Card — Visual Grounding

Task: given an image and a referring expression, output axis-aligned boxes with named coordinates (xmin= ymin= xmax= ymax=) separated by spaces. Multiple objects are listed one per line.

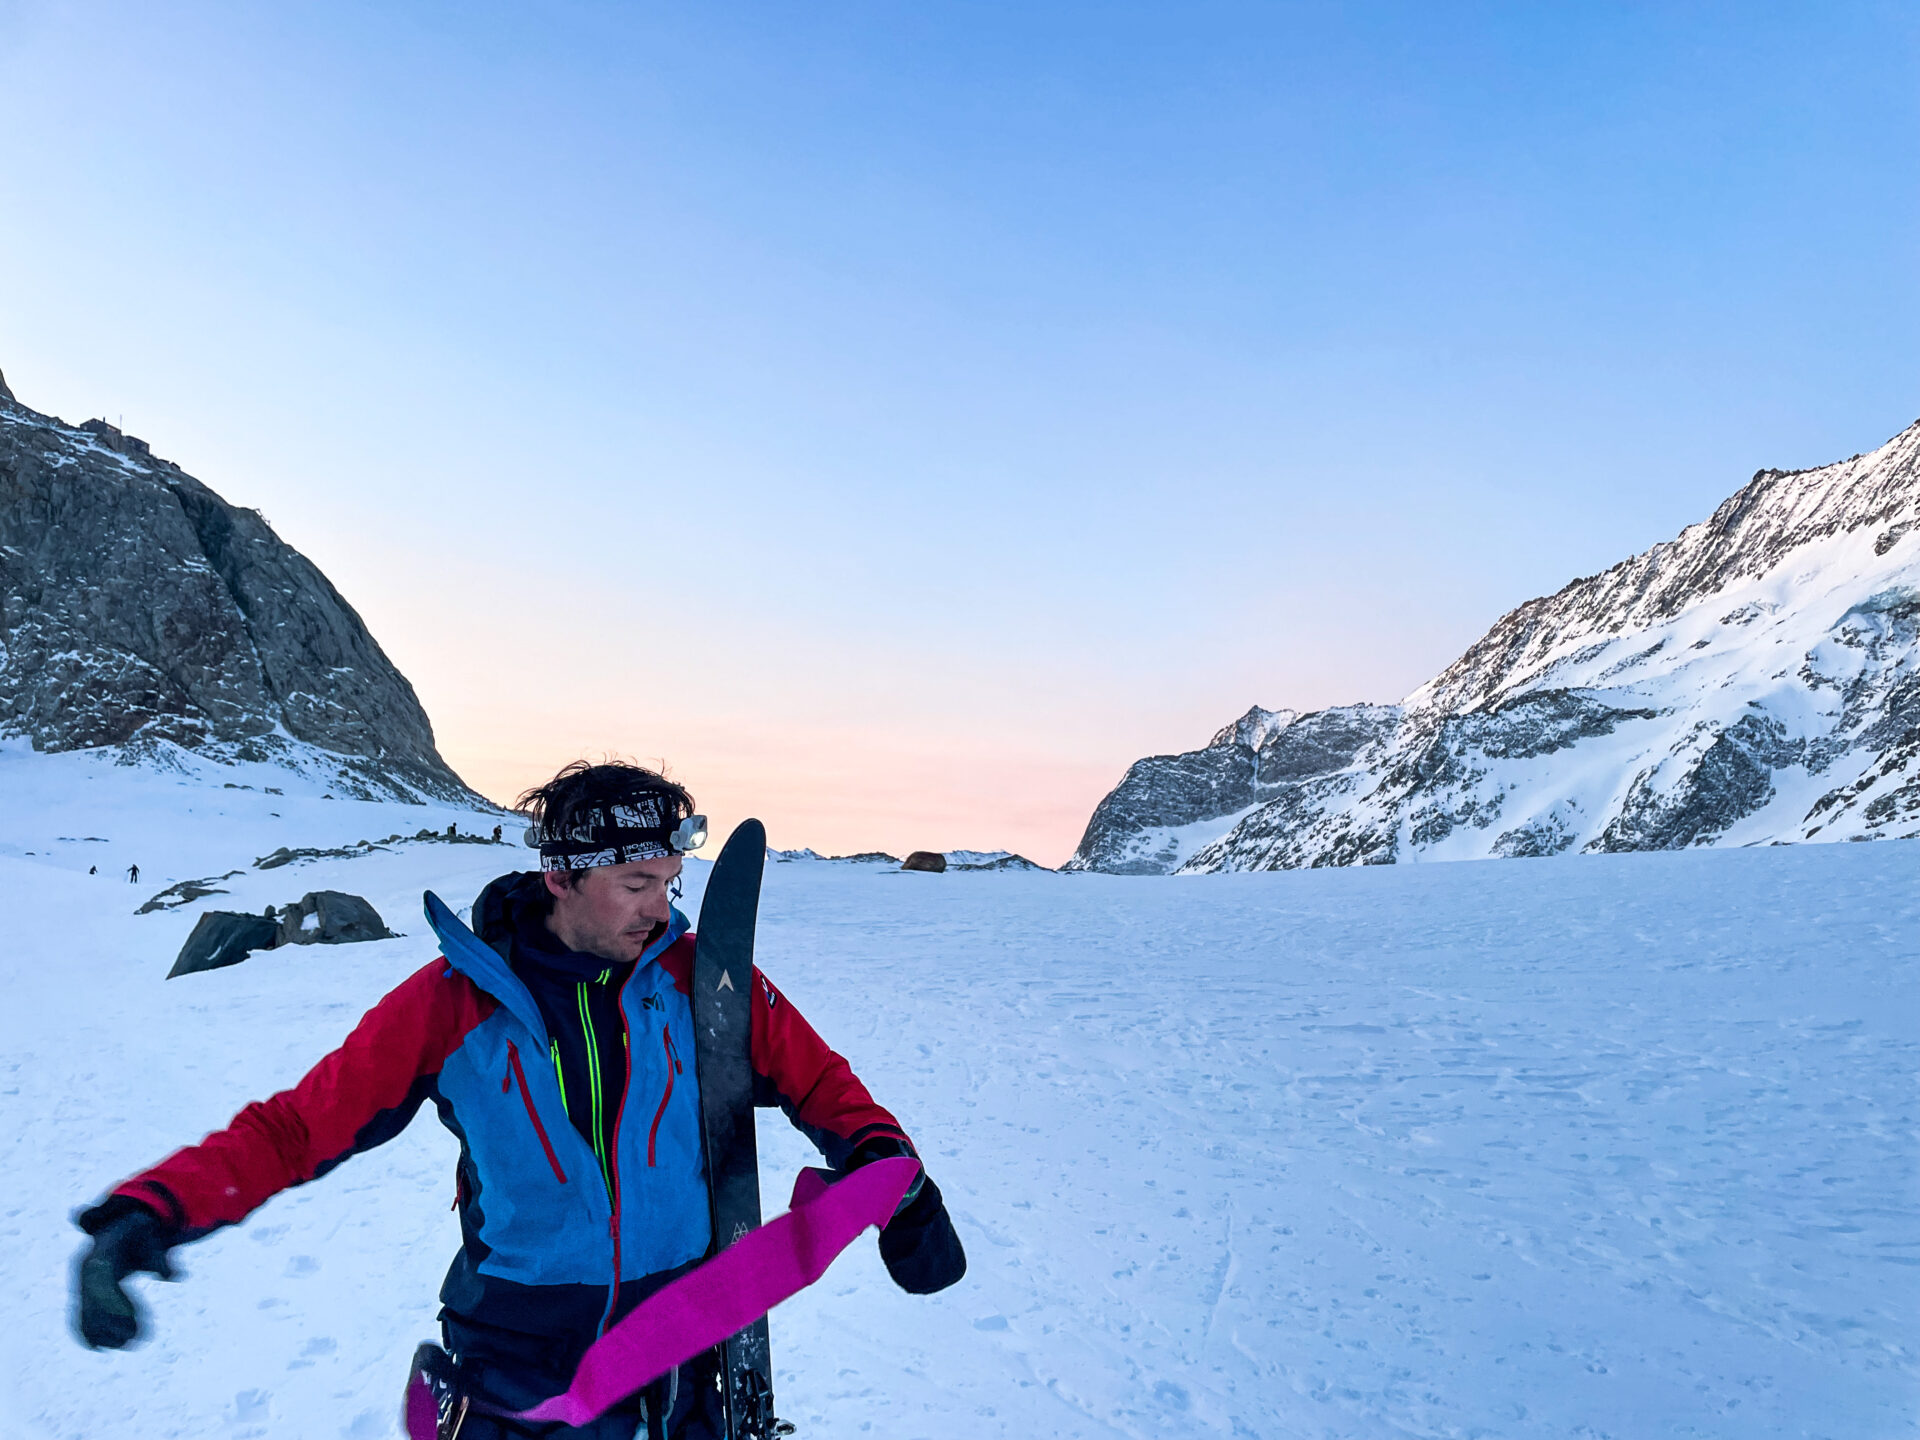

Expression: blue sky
xmin=2 ymin=1 xmax=1916 ymax=861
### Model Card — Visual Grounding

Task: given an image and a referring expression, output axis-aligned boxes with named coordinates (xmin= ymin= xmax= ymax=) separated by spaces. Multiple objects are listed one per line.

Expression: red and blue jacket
xmin=107 ymin=873 xmax=910 ymax=1366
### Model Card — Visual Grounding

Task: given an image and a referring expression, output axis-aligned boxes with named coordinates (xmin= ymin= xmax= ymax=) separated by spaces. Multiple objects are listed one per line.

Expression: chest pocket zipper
xmin=506 ymin=1040 xmax=569 ymax=1184
xmin=647 ymin=1026 xmax=682 ymax=1167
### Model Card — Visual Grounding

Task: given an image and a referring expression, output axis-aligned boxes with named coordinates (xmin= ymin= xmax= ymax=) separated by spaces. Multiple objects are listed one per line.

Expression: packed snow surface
xmin=2 ymin=750 xmax=1915 ymax=1438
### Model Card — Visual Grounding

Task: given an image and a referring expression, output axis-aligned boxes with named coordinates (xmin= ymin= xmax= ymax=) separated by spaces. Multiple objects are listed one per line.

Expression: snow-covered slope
xmin=1071 ymin=417 xmax=1920 ymax=872
xmin=3 ymin=754 xmax=1914 ymax=1438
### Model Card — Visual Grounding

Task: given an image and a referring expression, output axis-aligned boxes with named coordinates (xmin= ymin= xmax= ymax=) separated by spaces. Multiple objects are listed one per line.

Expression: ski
xmin=692 ymin=818 xmax=792 ymax=1440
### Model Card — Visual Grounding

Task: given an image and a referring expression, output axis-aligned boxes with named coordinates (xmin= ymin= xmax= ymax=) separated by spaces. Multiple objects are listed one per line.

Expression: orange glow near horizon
xmin=389 ymin=588 xmax=1222 ymax=872
xmin=367 ymin=560 xmax=1421 ymax=874
xmin=438 ymin=721 xmax=1125 ymax=869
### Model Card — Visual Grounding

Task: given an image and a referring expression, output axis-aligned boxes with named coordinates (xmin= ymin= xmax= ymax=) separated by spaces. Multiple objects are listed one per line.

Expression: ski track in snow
xmin=2 ymin=751 xmax=1916 ymax=1438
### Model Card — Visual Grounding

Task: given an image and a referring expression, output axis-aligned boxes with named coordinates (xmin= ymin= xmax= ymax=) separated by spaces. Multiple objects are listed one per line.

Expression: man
xmin=73 ymin=761 xmax=963 ymax=1438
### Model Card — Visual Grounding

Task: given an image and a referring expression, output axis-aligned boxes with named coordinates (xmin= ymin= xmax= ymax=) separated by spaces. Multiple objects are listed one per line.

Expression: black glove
xmin=879 ymin=1174 xmax=966 ymax=1295
xmin=842 ymin=1136 xmax=966 ymax=1295
xmin=73 ymin=1197 xmax=179 ymax=1350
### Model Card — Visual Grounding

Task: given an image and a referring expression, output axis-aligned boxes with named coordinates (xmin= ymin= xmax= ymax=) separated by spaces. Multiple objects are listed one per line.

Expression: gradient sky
xmin=3 ymin=1 xmax=1916 ymax=864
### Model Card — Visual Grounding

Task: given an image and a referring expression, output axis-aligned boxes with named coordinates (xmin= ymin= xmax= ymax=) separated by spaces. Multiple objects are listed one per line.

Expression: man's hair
xmin=516 ymin=760 xmax=696 ymax=889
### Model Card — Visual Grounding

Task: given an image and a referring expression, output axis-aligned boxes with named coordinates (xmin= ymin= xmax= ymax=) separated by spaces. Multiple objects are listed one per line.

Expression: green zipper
xmin=577 ymin=981 xmax=613 ymax=1198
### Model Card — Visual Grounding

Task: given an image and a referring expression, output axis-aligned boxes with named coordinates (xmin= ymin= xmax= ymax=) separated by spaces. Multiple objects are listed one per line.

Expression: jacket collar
xmin=423 ymin=880 xmax=689 ymax=1047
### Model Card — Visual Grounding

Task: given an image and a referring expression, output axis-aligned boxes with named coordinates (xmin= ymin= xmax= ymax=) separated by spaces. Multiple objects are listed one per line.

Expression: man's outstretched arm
xmin=73 ymin=960 xmax=492 ymax=1347
xmin=99 ymin=960 xmax=492 ymax=1235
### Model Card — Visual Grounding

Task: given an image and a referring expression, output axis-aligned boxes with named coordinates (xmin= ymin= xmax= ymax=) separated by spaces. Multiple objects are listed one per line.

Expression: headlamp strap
xmin=530 ymin=799 xmax=688 ymax=871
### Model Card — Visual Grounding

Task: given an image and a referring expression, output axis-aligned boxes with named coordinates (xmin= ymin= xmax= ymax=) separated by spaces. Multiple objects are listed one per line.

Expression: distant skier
xmin=72 ymin=760 xmax=963 ymax=1438
xmin=493 ymin=824 xmax=503 ymax=843
xmin=125 ymin=864 xmax=137 ymax=884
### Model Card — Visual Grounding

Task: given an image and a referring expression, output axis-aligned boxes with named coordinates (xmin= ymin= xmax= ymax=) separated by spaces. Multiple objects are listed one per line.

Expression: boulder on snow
xmin=275 ymin=890 xmax=394 ymax=946
xmin=168 ymin=911 xmax=282 ymax=978
xmin=901 ymin=851 xmax=947 ymax=873
xmin=167 ymin=891 xmax=395 ymax=977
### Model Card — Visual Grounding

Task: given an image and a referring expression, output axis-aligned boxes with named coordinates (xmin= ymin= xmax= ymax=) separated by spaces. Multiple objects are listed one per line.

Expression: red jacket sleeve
xmin=113 ymin=960 xmax=493 ymax=1237
xmin=748 ymin=966 xmax=909 ymax=1163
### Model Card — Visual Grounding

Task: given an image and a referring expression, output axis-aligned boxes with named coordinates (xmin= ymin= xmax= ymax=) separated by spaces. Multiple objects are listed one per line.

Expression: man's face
xmin=544 ymin=856 xmax=683 ymax=963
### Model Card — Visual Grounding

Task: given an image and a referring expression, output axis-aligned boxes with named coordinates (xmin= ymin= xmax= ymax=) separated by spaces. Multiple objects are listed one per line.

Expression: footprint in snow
xmin=230 ymin=1389 xmax=271 ymax=1423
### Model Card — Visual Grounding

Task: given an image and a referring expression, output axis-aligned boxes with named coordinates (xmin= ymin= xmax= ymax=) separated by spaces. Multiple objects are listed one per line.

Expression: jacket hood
xmin=471 ymin=870 xmax=553 ymax=957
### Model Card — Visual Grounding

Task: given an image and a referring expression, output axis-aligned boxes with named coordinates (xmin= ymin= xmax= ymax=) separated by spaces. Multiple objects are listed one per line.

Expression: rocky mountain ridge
xmin=0 ymin=372 xmax=480 ymax=803
xmin=1066 ymin=416 xmax=1920 ymax=872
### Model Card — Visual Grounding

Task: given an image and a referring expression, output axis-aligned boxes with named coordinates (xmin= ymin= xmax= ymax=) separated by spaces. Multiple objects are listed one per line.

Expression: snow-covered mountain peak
xmin=1410 ymin=416 xmax=1920 ymax=717
xmin=1070 ymin=415 xmax=1920 ymax=872
xmin=1208 ymin=705 xmax=1300 ymax=750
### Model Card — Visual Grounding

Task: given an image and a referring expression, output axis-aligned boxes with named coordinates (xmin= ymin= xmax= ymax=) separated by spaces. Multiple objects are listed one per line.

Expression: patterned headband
xmin=524 ymin=798 xmax=708 ymax=872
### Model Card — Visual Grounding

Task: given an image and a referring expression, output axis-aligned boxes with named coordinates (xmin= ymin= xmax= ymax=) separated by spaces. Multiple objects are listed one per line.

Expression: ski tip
xmin=720 ymin=818 xmax=767 ymax=853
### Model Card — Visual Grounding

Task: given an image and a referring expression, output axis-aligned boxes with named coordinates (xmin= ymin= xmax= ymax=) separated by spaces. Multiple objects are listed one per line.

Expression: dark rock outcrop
xmin=137 ymin=871 xmax=245 ymax=913
xmin=950 ymin=853 xmax=1049 ymax=871
xmin=1062 ymin=704 xmax=1400 ymax=873
xmin=273 ymin=890 xmax=394 ymax=946
xmin=0 ymin=376 xmax=480 ymax=803
xmin=166 ymin=889 xmax=394 ymax=977
xmin=169 ymin=911 xmax=283 ymax=977
xmin=767 ymin=848 xmax=903 ymax=864
xmin=901 ymin=851 xmax=947 ymax=873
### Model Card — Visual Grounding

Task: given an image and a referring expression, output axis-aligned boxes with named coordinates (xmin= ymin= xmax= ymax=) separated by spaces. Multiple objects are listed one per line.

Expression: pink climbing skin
xmin=406 ymin=1157 xmax=919 ymax=1438
xmin=404 ymin=1369 xmax=442 ymax=1439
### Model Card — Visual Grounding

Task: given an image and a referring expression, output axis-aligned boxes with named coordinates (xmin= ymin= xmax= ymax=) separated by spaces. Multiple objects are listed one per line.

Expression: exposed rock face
xmin=136 ymin=871 xmax=245 ymax=913
xmin=901 ymin=851 xmax=947 ymax=873
xmin=0 ymin=378 xmax=478 ymax=803
xmin=949 ymin=853 xmax=1048 ymax=871
xmin=768 ymin=848 xmax=902 ymax=864
xmin=273 ymin=890 xmax=394 ymax=946
xmin=1070 ymin=416 xmax=1920 ymax=871
xmin=169 ymin=911 xmax=282 ymax=978
xmin=1061 ymin=704 xmax=1401 ymax=872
